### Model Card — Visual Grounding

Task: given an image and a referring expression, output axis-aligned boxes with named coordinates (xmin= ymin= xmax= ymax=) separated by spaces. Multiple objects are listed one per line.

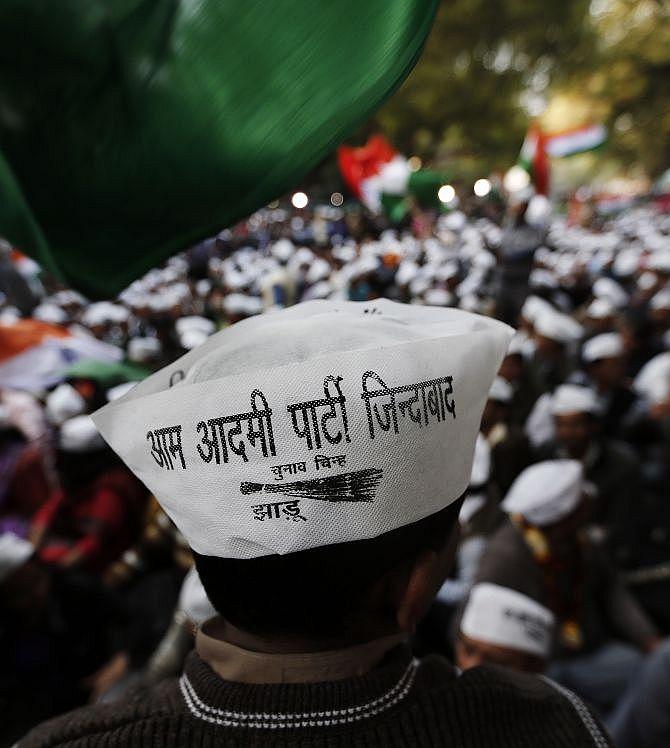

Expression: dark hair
xmin=194 ymin=498 xmax=463 ymax=639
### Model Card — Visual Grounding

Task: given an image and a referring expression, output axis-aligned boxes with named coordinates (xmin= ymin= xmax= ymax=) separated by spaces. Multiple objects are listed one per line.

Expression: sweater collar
xmin=195 ymin=619 xmax=406 ymax=684
xmin=181 ymin=642 xmax=421 ymax=730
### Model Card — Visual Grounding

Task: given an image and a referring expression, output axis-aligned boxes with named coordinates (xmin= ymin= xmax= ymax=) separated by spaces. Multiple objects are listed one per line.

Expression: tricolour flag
xmin=0 ymin=319 xmax=122 ymax=393
xmin=517 ymin=127 xmax=550 ymax=195
xmin=545 ymin=124 xmax=607 ymax=159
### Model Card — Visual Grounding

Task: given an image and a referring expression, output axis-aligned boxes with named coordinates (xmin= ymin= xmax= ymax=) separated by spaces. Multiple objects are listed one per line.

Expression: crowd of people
xmin=1 ymin=190 xmax=670 ymax=746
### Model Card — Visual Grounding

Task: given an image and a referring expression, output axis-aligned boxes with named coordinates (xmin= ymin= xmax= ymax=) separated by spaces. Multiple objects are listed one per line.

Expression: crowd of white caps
xmin=6 ymin=200 xmax=670 ymax=410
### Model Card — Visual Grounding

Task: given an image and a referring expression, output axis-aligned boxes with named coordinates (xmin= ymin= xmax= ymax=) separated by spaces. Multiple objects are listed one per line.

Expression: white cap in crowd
xmin=551 ymin=384 xmax=601 ymax=416
xmin=59 ymin=415 xmax=106 ymax=453
xmin=461 ymin=582 xmax=555 ymax=659
xmin=45 ymin=383 xmax=86 ymax=425
xmin=93 ymin=299 xmax=513 ymax=559
xmin=582 ymin=332 xmax=624 ymax=363
xmin=0 ymin=533 xmax=34 ymax=583
xmin=488 ymin=376 xmax=513 ymax=404
xmin=502 ymin=460 xmax=584 ymax=526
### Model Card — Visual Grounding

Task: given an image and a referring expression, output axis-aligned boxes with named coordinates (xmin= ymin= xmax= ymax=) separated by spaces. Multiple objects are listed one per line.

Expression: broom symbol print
xmin=240 ymin=468 xmax=383 ymax=503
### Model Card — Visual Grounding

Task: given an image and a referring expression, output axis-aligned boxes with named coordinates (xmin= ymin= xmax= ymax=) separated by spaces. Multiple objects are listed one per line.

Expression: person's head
xmin=56 ymin=415 xmax=114 ymax=490
xmin=582 ymin=333 xmax=627 ymax=391
xmin=502 ymin=460 xmax=590 ymax=548
xmin=498 ymin=351 xmax=523 ymax=383
xmin=195 ymin=496 xmax=463 ymax=646
xmin=457 ymin=583 xmax=554 ymax=673
xmin=551 ymin=384 xmax=601 ymax=458
xmin=481 ymin=377 xmax=513 ymax=432
xmin=0 ymin=534 xmax=48 ymax=626
xmin=93 ymin=299 xmax=512 ymax=648
xmin=553 ymin=411 xmax=597 ymax=458
xmin=533 ymin=310 xmax=582 ymax=362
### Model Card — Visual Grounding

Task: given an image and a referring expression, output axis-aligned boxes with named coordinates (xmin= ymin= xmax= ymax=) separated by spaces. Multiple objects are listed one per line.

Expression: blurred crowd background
xmin=0 ymin=0 xmax=669 ymax=745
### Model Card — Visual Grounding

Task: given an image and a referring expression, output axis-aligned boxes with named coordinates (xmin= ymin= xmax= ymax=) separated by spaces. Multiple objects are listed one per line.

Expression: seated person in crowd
xmin=536 ymin=384 xmax=642 ymax=556
xmin=28 ymin=416 xmax=147 ymax=574
xmin=480 ymin=376 xmax=532 ymax=498
xmin=474 ymin=460 xmax=661 ymax=715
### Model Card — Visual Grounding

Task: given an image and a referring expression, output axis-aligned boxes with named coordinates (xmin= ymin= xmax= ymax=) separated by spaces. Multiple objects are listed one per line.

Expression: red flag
xmin=337 ymin=135 xmax=397 ymax=198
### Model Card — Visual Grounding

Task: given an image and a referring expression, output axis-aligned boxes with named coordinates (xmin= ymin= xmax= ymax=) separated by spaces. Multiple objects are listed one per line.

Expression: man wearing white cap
xmin=25 ymin=299 xmax=611 ymax=746
xmin=480 ymin=376 xmax=532 ymax=497
xmin=535 ymin=384 xmax=642 ymax=553
xmin=577 ymin=333 xmax=639 ymax=437
xmin=475 ymin=459 xmax=659 ymax=714
xmin=457 ymin=583 xmax=554 ymax=674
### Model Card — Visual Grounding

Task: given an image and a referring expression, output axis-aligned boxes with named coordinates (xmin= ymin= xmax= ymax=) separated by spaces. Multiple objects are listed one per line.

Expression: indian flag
xmin=545 ymin=124 xmax=607 ymax=158
xmin=0 ymin=319 xmax=122 ymax=393
xmin=518 ymin=127 xmax=549 ymax=195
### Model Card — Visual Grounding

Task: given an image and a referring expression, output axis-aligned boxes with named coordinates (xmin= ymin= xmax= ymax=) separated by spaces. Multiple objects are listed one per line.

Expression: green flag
xmin=0 ymin=0 xmax=438 ymax=298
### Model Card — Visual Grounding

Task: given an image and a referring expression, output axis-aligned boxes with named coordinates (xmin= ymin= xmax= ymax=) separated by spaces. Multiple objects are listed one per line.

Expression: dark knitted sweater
xmin=21 ymin=646 xmax=611 ymax=747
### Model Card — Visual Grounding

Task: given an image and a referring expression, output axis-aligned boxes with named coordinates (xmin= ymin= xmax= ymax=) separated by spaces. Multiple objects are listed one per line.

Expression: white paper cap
xmin=59 ymin=415 xmax=106 ymax=453
xmin=502 ymin=460 xmax=583 ymax=526
xmin=582 ymin=333 xmax=624 ymax=363
xmin=178 ymin=566 xmax=217 ymax=624
xmin=488 ymin=376 xmax=513 ymax=403
xmin=470 ymin=434 xmax=491 ymax=487
xmin=33 ymin=303 xmax=68 ymax=325
xmin=461 ymin=583 xmax=554 ymax=659
xmin=128 ymin=337 xmax=162 ymax=363
xmin=586 ymin=298 xmax=615 ymax=320
xmin=551 ymin=384 xmax=600 ymax=416
xmin=593 ymin=277 xmax=628 ymax=308
xmin=0 ymin=533 xmax=34 ymax=583
xmin=93 ymin=299 xmax=513 ymax=559
xmin=534 ymin=309 xmax=583 ymax=344
xmin=46 ymin=383 xmax=86 ymax=426
xmin=107 ymin=381 xmax=137 ymax=402
xmin=176 ymin=316 xmax=216 ymax=337
xmin=650 ymin=289 xmax=670 ymax=311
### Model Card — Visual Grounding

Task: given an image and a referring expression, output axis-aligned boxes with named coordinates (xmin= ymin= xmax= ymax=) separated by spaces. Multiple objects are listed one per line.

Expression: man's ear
xmin=394 ymin=549 xmax=440 ymax=634
xmin=394 ymin=524 xmax=460 ymax=634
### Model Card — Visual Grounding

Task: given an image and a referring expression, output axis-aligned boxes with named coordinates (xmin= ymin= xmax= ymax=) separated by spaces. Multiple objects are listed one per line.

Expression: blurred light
xmin=407 ymin=156 xmax=422 ymax=172
xmin=291 ymin=191 xmax=309 ymax=209
xmin=330 ymin=192 xmax=344 ymax=207
xmin=437 ymin=184 xmax=456 ymax=204
xmin=267 ymin=200 xmax=279 ymax=209
xmin=503 ymin=166 xmax=531 ymax=193
xmin=473 ymin=178 xmax=492 ymax=198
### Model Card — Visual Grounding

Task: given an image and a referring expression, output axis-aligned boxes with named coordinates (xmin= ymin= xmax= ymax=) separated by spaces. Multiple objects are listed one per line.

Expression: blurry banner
xmin=0 ymin=319 xmax=122 ymax=393
xmin=545 ymin=124 xmax=608 ymax=158
xmin=518 ymin=127 xmax=550 ymax=196
xmin=0 ymin=0 xmax=439 ymax=298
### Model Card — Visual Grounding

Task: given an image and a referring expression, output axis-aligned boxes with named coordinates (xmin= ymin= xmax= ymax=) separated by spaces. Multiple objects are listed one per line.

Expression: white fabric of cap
xmin=593 ymin=278 xmax=628 ymax=308
xmin=582 ymin=333 xmax=624 ymax=363
xmin=93 ymin=299 xmax=513 ymax=559
xmin=128 ymin=337 xmax=162 ymax=363
xmin=59 ymin=415 xmax=105 ymax=453
xmin=461 ymin=582 xmax=554 ymax=659
xmin=586 ymin=298 xmax=615 ymax=320
xmin=634 ymin=352 xmax=670 ymax=404
xmin=551 ymin=384 xmax=600 ymax=416
xmin=0 ymin=533 xmax=34 ymax=583
xmin=650 ymin=288 xmax=670 ymax=311
xmin=488 ymin=376 xmax=513 ymax=403
xmin=178 ymin=566 xmax=217 ymax=624
xmin=107 ymin=381 xmax=137 ymax=402
xmin=176 ymin=316 xmax=216 ymax=337
xmin=502 ymin=460 xmax=583 ymax=526
xmin=534 ymin=309 xmax=583 ymax=343
xmin=46 ymin=383 xmax=86 ymax=425
xmin=470 ymin=434 xmax=491 ymax=486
